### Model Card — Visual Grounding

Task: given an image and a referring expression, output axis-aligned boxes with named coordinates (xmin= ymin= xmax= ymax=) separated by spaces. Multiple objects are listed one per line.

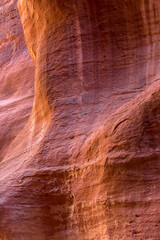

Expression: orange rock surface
xmin=0 ymin=0 xmax=160 ymax=239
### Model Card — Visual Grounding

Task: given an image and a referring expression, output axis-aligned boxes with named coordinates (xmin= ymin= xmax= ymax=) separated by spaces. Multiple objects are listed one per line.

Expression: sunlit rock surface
xmin=0 ymin=0 xmax=160 ymax=239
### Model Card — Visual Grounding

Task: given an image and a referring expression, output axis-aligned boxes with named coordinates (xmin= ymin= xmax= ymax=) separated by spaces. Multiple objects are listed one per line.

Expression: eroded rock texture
xmin=0 ymin=0 xmax=160 ymax=239
xmin=0 ymin=0 xmax=34 ymax=161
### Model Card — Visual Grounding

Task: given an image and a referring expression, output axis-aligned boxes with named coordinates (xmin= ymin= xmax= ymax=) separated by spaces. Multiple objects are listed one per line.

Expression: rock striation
xmin=0 ymin=0 xmax=34 ymax=162
xmin=0 ymin=0 xmax=160 ymax=239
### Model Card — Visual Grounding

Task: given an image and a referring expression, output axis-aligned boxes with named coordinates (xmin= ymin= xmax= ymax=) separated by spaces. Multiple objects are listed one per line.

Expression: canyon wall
xmin=0 ymin=0 xmax=34 ymax=161
xmin=0 ymin=0 xmax=160 ymax=239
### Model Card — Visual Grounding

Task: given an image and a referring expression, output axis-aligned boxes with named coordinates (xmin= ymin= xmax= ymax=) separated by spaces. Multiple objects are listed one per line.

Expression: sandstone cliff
xmin=0 ymin=0 xmax=34 ymax=161
xmin=0 ymin=0 xmax=160 ymax=239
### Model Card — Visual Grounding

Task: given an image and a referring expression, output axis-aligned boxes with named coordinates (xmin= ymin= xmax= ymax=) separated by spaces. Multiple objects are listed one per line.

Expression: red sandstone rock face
xmin=0 ymin=0 xmax=34 ymax=161
xmin=0 ymin=0 xmax=160 ymax=239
